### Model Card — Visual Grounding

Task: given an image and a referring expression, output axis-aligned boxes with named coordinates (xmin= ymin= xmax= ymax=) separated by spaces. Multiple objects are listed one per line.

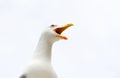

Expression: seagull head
xmin=41 ymin=23 xmax=73 ymax=43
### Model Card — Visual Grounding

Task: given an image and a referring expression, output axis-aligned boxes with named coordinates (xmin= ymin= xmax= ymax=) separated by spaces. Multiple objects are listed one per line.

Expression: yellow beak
xmin=53 ymin=23 xmax=74 ymax=40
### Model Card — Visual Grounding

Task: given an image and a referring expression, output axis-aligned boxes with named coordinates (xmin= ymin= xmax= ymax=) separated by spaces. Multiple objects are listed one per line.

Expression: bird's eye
xmin=50 ymin=24 xmax=57 ymax=27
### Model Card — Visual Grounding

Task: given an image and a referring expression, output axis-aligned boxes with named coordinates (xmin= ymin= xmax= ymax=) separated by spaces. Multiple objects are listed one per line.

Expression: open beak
xmin=53 ymin=23 xmax=74 ymax=40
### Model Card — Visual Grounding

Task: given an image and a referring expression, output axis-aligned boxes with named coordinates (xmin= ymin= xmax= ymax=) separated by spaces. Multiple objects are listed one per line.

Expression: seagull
xmin=20 ymin=23 xmax=73 ymax=78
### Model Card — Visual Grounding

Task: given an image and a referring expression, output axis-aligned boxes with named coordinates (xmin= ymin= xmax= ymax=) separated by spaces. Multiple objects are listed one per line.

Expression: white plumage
xmin=20 ymin=24 xmax=73 ymax=78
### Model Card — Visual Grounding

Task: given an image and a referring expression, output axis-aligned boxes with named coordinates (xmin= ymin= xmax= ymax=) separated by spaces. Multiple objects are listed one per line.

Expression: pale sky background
xmin=0 ymin=0 xmax=120 ymax=78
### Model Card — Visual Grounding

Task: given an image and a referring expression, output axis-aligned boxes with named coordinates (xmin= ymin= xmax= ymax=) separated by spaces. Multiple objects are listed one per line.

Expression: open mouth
xmin=53 ymin=23 xmax=73 ymax=40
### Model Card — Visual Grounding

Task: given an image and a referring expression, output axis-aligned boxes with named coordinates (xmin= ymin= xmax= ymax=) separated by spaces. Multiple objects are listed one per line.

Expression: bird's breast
xmin=25 ymin=60 xmax=57 ymax=78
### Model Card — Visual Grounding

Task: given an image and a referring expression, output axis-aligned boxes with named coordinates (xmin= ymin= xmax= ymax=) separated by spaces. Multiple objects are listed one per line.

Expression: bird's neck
xmin=33 ymin=35 xmax=54 ymax=63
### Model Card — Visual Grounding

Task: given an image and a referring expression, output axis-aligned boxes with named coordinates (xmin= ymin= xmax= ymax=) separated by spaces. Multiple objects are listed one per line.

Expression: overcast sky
xmin=0 ymin=0 xmax=120 ymax=78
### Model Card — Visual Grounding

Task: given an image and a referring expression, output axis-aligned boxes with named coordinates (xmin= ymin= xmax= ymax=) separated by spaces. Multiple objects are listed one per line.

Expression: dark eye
xmin=50 ymin=24 xmax=57 ymax=27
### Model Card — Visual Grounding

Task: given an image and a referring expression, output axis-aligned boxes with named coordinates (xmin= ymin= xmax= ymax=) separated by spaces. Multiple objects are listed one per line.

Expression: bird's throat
xmin=33 ymin=37 xmax=53 ymax=63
